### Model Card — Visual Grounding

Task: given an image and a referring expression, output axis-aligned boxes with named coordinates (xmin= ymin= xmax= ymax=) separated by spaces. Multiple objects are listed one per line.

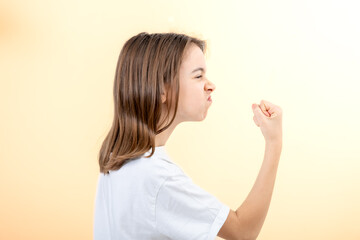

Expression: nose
xmin=205 ymin=78 xmax=216 ymax=92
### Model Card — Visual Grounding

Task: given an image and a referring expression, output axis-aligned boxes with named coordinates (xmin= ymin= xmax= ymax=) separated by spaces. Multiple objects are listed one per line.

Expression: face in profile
xmin=176 ymin=43 xmax=216 ymax=122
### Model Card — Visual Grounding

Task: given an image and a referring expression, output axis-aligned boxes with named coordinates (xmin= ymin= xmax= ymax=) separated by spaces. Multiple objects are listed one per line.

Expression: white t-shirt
xmin=94 ymin=146 xmax=230 ymax=240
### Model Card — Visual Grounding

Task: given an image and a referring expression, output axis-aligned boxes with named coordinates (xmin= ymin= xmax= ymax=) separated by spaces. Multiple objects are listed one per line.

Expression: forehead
xmin=181 ymin=44 xmax=206 ymax=73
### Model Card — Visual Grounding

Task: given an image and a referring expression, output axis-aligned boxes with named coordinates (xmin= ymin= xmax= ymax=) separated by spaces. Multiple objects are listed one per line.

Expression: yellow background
xmin=1 ymin=0 xmax=359 ymax=239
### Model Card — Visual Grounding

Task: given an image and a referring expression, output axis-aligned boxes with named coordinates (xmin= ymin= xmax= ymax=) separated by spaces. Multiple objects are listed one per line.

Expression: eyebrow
xmin=191 ymin=67 xmax=205 ymax=74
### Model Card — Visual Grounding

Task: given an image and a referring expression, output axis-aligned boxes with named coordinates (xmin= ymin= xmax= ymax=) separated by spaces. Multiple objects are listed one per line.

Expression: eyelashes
xmin=195 ymin=75 xmax=202 ymax=79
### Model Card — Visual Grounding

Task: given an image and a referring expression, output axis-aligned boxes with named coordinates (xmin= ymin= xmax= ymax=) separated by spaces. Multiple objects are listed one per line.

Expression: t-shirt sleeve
xmin=155 ymin=172 xmax=230 ymax=240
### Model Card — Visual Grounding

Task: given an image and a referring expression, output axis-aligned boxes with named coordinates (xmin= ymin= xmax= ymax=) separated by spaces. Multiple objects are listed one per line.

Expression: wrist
xmin=265 ymin=139 xmax=282 ymax=148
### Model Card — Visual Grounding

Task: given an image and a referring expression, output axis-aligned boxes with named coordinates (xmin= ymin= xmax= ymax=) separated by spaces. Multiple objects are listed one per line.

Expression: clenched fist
xmin=252 ymin=100 xmax=283 ymax=143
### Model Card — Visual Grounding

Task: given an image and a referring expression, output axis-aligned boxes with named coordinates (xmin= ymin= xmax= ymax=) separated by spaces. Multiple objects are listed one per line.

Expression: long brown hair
xmin=98 ymin=32 xmax=206 ymax=174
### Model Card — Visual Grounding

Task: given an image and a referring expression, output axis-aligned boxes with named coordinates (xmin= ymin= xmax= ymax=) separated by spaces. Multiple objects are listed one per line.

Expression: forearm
xmin=235 ymin=141 xmax=282 ymax=239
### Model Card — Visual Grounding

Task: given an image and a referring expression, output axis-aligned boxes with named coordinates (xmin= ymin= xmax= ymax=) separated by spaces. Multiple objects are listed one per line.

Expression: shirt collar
xmin=144 ymin=146 xmax=172 ymax=163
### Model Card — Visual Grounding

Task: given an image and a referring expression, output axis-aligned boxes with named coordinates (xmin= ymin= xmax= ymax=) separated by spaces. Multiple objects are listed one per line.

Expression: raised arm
xmin=218 ymin=100 xmax=283 ymax=240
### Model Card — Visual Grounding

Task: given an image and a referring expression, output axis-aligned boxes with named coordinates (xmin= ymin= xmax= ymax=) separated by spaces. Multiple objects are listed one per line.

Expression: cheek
xmin=178 ymin=91 xmax=192 ymax=112
xmin=179 ymin=86 xmax=204 ymax=111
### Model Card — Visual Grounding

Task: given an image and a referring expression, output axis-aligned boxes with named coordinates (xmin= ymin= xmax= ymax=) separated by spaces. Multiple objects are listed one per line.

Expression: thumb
xmin=251 ymin=103 xmax=257 ymax=111
xmin=252 ymin=103 xmax=261 ymax=114
xmin=252 ymin=103 xmax=266 ymax=119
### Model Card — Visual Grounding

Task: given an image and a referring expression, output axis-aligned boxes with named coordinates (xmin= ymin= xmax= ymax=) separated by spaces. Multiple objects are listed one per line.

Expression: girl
xmin=94 ymin=32 xmax=283 ymax=240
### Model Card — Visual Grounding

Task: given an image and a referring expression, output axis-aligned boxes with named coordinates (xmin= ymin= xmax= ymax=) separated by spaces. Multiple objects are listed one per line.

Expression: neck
xmin=154 ymin=120 xmax=180 ymax=147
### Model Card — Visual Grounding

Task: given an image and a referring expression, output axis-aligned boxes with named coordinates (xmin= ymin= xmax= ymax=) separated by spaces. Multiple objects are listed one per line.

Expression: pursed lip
xmin=207 ymin=95 xmax=212 ymax=101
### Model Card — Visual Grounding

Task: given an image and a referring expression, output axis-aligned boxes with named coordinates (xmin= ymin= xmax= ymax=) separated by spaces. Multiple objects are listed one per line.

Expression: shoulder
xmin=153 ymin=162 xmax=230 ymax=239
xmin=115 ymin=153 xmax=185 ymax=194
xmin=130 ymin=153 xmax=183 ymax=179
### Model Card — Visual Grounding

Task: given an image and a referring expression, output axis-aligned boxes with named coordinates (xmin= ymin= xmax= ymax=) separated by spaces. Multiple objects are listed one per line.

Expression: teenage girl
xmin=94 ymin=32 xmax=283 ymax=240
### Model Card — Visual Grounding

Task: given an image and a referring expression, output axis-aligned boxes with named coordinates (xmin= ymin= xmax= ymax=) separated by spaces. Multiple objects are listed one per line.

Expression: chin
xmin=186 ymin=115 xmax=206 ymax=122
xmin=183 ymin=110 xmax=208 ymax=122
xmin=198 ymin=112 xmax=208 ymax=121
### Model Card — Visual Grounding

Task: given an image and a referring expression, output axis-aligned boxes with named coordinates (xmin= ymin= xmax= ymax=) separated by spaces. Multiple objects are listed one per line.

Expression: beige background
xmin=1 ymin=0 xmax=360 ymax=239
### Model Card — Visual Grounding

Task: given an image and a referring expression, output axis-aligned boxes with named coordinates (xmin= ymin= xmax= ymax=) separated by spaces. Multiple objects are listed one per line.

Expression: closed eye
xmin=195 ymin=75 xmax=202 ymax=79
